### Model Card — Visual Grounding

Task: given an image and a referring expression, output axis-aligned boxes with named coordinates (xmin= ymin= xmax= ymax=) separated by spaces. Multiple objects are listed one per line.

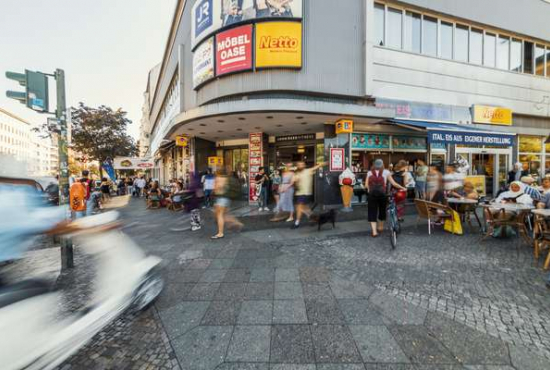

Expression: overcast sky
xmin=0 ymin=0 xmax=177 ymax=139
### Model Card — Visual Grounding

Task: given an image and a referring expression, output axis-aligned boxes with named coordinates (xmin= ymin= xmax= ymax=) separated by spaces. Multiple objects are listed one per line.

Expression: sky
xmin=0 ymin=0 xmax=177 ymax=139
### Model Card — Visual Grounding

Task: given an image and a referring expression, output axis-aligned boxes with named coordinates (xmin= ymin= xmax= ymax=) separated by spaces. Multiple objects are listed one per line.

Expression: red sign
xmin=216 ymin=25 xmax=253 ymax=76
xmin=248 ymin=132 xmax=263 ymax=204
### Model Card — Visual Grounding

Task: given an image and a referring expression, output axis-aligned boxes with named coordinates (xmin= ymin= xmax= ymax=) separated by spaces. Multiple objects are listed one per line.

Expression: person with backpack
xmin=81 ymin=170 xmax=95 ymax=216
xmin=211 ymin=169 xmax=243 ymax=239
xmin=366 ymin=159 xmax=406 ymax=237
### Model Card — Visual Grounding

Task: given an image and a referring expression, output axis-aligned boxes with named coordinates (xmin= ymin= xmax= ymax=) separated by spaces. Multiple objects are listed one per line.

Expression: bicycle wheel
xmin=390 ymin=228 xmax=397 ymax=249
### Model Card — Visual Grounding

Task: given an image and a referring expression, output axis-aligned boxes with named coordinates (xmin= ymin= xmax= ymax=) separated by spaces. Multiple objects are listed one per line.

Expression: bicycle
xmin=387 ymin=192 xmax=404 ymax=249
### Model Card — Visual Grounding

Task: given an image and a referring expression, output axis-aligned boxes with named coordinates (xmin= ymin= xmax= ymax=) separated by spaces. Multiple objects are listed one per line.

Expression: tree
xmin=70 ymin=103 xmax=137 ymax=175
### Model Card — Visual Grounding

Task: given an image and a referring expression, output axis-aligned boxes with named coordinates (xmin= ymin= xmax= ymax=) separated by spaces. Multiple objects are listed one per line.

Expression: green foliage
xmin=71 ymin=103 xmax=137 ymax=163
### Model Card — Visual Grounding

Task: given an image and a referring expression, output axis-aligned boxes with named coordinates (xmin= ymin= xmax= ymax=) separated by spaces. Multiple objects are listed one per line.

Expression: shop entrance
xmin=276 ymin=145 xmax=315 ymax=167
xmin=457 ymin=148 xmax=511 ymax=197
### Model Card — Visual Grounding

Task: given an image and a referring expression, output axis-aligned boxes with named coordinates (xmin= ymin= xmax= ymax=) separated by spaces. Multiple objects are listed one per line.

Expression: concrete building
xmin=144 ymin=0 xmax=550 ymax=205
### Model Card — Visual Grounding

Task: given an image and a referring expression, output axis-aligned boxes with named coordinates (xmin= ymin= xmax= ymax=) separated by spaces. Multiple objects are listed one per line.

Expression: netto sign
xmin=255 ymin=22 xmax=303 ymax=68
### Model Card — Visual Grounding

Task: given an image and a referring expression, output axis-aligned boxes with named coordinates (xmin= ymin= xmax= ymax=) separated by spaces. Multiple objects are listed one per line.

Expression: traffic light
xmin=5 ymin=70 xmax=49 ymax=112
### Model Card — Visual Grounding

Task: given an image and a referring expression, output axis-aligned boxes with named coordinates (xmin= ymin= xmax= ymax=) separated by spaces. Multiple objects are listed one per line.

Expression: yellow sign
xmin=255 ymin=22 xmax=302 ymax=68
xmin=176 ymin=135 xmax=189 ymax=147
xmin=465 ymin=175 xmax=486 ymax=197
xmin=335 ymin=119 xmax=354 ymax=134
xmin=208 ymin=157 xmax=224 ymax=166
xmin=473 ymin=105 xmax=512 ymax=126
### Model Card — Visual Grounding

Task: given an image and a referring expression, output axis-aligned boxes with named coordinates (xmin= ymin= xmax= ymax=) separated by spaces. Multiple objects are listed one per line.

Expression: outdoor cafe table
xmin=446 ymin=198 xmax=482 ymax=230
xmin=480 ymin=203 xmax=535 ymax=244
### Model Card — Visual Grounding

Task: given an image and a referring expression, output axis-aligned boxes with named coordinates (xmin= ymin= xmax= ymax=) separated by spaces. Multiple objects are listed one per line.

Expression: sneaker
xmin=191 ymin=226 xmax=201 ymax=231
xmin=291 ymin=223 xmax=300 ymax=229
xmin=264 ymin=207 xmax=270 ymax=211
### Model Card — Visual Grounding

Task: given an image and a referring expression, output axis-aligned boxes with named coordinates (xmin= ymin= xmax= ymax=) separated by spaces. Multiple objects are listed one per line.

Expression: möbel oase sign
xmin=216 ymin=25 xmax=253 ymax=76
xmin=255 ymin=22 xmax=302 ymax=68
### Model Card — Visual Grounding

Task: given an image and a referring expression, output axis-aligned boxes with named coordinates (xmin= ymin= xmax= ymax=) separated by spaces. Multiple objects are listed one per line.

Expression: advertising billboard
xmin=113 ymin=157 xmax=155 ymax=170
xmin=193 ymin=37 xmax=215 ymax=88
xmin=192 ymin=0 xmax=303 ymax=48
xmin=216 ymin=24 xmax=253 ymax=76
xmin=255 ymin=21 xmax=302 ymax=68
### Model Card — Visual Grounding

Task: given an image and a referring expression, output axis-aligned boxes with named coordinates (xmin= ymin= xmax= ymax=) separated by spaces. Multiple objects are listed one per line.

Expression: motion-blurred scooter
xmin=0 ymin=211 xmax=164 ymax=370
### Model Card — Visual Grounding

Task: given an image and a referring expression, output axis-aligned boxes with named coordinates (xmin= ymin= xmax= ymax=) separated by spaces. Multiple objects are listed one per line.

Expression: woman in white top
xmin=495 ymin=181 xmax=533 ymax=206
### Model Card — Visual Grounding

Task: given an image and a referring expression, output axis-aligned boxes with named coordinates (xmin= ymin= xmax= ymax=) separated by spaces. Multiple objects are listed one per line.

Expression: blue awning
xmin=391 ymin=119 xmax=515 ymax=147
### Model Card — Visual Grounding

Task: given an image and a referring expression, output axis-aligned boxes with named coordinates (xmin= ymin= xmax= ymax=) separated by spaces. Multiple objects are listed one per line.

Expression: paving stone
xmin=508 ymin=344 xmax=549 ymax=370
xmin=388 ymin=325 xmax=459 ymax=365
xmin=184 ymin=282 xmax=221 ymax=301
xmin=337 ymin=299 xmax=385 ymax=325
xmin=250 ymin=268 xmax=276 ymax=282
xmin=363 ymin=365 xmax=415 ymax=370
xmin=232 ymin=258 xmax=258 ymax=269
xmin=275 ymin=268 xmax=301 ymax=282
xmin=349 ymin=325 xmax=409 ymax=364
xmin=369 ymin=291 xmax=427 ymax=325
xmin=182 ymin=259 xmax=212 ymax=269
xmin=199 ymin=269 xmax=229 ymax=283
xmin=275 ymin=282 xmax=304 ymax=299
xmin=299 ymin=267 xmax=331 ymax=282
xmin=166 ymin=268 xmax=205 ymax=283
xmin=273 ymin=299 xmax=308 ymax=324
xmin=310 ymin=325 xmax=362 ymax=363
xmin=217 ymin=364 xmax=269 ymax=370
xmin=171 ymin=326 xmax=232 ymax=370
xmin=158 ymin=301 xmax=210 ymax=340
xmin=305 ymin=299 xmax=345 ymax=324
xmin=238 ymin=300 xmax=273 ymax=325
xmin=329 ymin=278 xmax=374 ymax=299
xmin=317 ymin=365 xmax=366 ymax=370
xmin=209 ymin=259 xmax=235 ymax=269
xmin=214 ymin=283 xmax=247 ymax=300
xmin=226 ymin=325 xmax=271 ymax=362
xmin=270 ymin=365 xmax=316 ymax=370
xmin=154 ymin=283 xmax=195 ymax=311
xmin=302 ymin=282 xmax=335 ymax=299
xmin=425 ymin=312 xmax=510 ymax=365
xmin=223 ymin=269 xmax=252 ymax=283
xmin=202 ymin=300 xmax=242 ymax=325
xmin=464 ymin=366 xmax=515 ymax=370
xmin=270 ymin=325 xmax=315 ymax=363
xmin=245 ymin=282 xmax=274 ymax=300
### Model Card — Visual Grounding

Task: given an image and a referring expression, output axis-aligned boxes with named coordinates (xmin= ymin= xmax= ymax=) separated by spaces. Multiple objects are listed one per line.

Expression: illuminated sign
xmin=335 ymin=119 xmax=353 ymax=134
xmin=193 ymin=37 xmax=215 ymax=88
xmin=176 ymin=136 xmax=189 ymax=147
xmin=216 ymin=25 xmax=253 ymax=76
xmin=208 ymin=156 xmax=224 ymax=166
xmin=472 ymin=105 xmax=513 ymax=126
xmin=255 ymin=22 xmax=302 ymax=68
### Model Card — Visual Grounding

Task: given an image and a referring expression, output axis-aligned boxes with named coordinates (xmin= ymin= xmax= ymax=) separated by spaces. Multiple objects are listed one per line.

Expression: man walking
xmin=81 ymin=170 xmax=95 ymax=216
xmin=292 ymin=161 xmax=325 ymax=229
xmin=255 ymin=167 xmax=270 ymax=211
xmin=134 ymin=176 xmax=146 ymax=197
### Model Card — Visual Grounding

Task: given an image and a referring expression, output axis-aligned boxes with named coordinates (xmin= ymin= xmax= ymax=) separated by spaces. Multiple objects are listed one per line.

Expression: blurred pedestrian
xmin=134 ymin=176 xmax=146 ymax=197
xmin=271 ymin=168 xmax=282 ymax=213
xmin=211 ymin=169 xmax=243 ymax=239
xmin=426 ymin=164 xmax=443 ymax=203
xmin=292 ymin=161 xmax=325 ymax=229
xmin=415 ymin=159 xmax=428 ymax=199
xmin=70 ymin=178 xmax=87 ymax=219
xmin=255 ymin=167 xmax=270 ymax=211
xmin=271 ymin=163 xmax=295 ymax=222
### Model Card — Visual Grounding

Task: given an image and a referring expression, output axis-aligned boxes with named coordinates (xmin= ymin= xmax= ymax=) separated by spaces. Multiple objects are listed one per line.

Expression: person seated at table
xmin=520 ymin=176 xmax=542 ymax=201
xmin=165 ymin=181 xmax=186 ymax=209
xmin=449 ymin=181 xmax=479 ymax=201
xmin=146 ymin=181 xmax=163 ymax=208
xmin=539 ymin=177 xmax=550 ymax=196
xmin=494 ymin=181 xmax=533 ymax=206
xmin=537 ymin=193 xmax=550 ymax=209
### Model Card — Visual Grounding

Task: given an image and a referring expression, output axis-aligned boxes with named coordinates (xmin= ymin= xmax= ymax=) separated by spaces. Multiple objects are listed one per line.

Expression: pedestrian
xmin=292 ymin=161 xmax=325 ymax=229
xmin=426 ymin=164 xmax=443 ymax=202
xmin=366 ymin=159 xmax=406 ymax=237
xmin=126 ymin=177 xmax=134 ymax=196
xmin=188 ymin=172 xmax=203 ymax=231
xmin=271 ymin=168 xmax=282 ymax=213
xmin=443 ymin=163 xmax=463 ymax=196
xmin=81 ymin=170 xmax=95 ymax=216
xmin=70 ymin=178 xmax=87 ymax=219
xmin=134 ymin=176 xmax=146 ymax=197
xmin=202 ymin=168 xmax=215 ymax=208
xmin=211 ymin=169 xmax=243 ymax=239
xmin=392 ymin=160 xmax=414 ymax=220
xmin=271 ymin=163 xmax=295 ymax=222
xmin=100 ymin=177 xmax=111 ymax=202
xmin=117 ymin=178 xmax=126 ymax=196
xmin=255 ymin=167 xmax=270 ymax=211
xmin=415 ymin=159 xmax=428 ymax=199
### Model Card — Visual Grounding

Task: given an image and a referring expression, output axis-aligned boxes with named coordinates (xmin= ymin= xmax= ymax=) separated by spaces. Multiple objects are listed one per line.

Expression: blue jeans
xmin=86 ymin=197 xmax=95 ymax=216
xmin=258 ymin=187 xmax=268 ymax=208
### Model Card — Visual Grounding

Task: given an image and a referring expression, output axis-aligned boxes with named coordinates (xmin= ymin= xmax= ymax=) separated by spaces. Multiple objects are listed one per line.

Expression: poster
xmin=351 ymin=134 xmax=390 ymax=150
xmin=465 ymin=175 xmax=487 ymax=197
xmin=330 ymin=148 xmax=345 ymax=172
xmin=192 ymin=0 xmax=303 ymax=48
xmin=193 ymin=37 xmax=215 ymax=88
xmin=248 ymin=132 xmax=263 ymax=203
xmin=392 ymin=136 xmax=427 ymax=150
xmin=113 ymin=157 xmax=155 ymax=170
xmin=255 ymin=21 xmax=302 ymax=68
xmin=216 ymin=25 xmax=253 ymax=76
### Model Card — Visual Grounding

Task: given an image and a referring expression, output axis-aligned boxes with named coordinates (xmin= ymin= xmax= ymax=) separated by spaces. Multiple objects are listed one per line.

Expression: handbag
xmin=443 ymin=209 xmax=463 ymax=235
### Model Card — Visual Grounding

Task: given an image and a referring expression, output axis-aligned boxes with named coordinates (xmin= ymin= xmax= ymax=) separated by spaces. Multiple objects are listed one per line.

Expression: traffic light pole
xmin=55 ymin=69 xmax=73 ymax=270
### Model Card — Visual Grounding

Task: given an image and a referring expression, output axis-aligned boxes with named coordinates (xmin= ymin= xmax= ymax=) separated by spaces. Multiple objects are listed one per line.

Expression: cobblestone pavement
xmin=55 ymin=197 xmax=550 ymax=369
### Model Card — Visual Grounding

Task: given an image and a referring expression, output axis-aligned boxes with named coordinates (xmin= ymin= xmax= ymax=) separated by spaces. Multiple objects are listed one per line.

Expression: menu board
xmin=329 ymin=148 xmax=345 ymax=172
xmin=248 ymin=133 xmax=263 ymax=203
xmin=392 ymin=136 xmax=427 ymax=150
xmin=351 ymin=134 xmax=390 ymax=150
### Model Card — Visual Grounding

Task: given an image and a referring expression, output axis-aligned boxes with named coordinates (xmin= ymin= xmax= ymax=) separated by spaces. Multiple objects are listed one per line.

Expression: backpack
xmin=225 ymin=176 xmax=241 ymax=200
xmin=368 ymin=170 xmax=386 ymax=197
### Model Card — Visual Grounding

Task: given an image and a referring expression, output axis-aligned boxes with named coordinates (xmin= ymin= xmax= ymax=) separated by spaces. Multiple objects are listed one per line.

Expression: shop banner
xmin=255 ymin=21 xmax=302 ymax=68
xmin=216 ymin=25 xmax=253 ymax=76
xmin=392 ymin=136 xmax=427 ymax=150
xmin=113 ymin=157 xmax=155 ymax=170
xmin=208 ymin=156 xmax=224 ymax=166
xmin=193 ymin=37 xmax=215 ymax=88
xmin=351 ymin=134 xmax=390 ymax=149
xmin=335 ymin=119 xmax=353 ymax=134
xmin=248 ymin=132 xmax=263 ymax=203
xmin=329 ymin=148 xmax=345 ymax=172
xmin=472 ymin=105 xmax=512 ymax=126
xmin=428 ymin=130 xmax=513 ymax=147
xmin=192 ymin=0 xmax=303 ymax=48
xmin=176 ymin=135 xmax=189 ymax=147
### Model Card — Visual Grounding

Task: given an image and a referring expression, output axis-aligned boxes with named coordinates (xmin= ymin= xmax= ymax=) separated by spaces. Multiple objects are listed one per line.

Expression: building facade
xmin=144 ymin=0 xmax=550 ymax=204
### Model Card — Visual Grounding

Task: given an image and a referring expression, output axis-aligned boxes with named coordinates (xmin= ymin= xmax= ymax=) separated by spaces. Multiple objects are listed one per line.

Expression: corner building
xmin=147 ymin=0 xmax=550 ymax=205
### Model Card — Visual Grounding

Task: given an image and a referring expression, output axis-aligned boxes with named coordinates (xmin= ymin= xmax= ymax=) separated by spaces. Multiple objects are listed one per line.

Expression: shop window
xmin=387 ymin=7 xmax=402 ymax=49
xmin=404 ymin=11 xmax=421 ymax=53
xmin=422 ymin=16 xmax=437 ymax=56
xmin=469 ymin=28 xmax=483 ymax=64
xmin=519 ymin=135 xmax=542 ymax=153
xmin=511 ymin=39 xmax=522 ymax=72
xmin=374 ymin=3 xmax=385 ymax=46
xmin=523 ymin=41 xmax=534 ymax=74
xmin=440 ymin=21 xmax=453 ymax=59
xmin=535 ymin=45 xmax=546 ymax=76
xmin=497 ymin=36 xmax=510 ymax=70
xmin=455 ymin=24 xmax=469 ymax=62
xmin=484 ymin=33 xmax=496 ymax=67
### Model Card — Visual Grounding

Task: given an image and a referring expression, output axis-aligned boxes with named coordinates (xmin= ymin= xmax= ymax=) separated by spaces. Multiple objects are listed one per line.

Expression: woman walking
xmin=271 ymin=168 xmax=282 ymax=213
xmin=271 ymin=163 xmax=295 ymax=222
xmin=415 ymin=159 xmax=428 ymax=199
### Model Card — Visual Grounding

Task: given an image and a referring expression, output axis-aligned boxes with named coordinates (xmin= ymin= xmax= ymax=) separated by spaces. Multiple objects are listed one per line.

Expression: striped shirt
xmin=523 ymin=185 xmax=542 ymax=201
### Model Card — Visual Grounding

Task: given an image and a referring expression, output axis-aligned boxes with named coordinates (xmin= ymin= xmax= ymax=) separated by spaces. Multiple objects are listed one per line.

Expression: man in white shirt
xmin=134 ymin=177 xmax=146 ymax=198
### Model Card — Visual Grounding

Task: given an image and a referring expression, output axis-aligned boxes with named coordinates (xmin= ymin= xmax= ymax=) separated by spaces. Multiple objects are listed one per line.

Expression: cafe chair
xmin=533 ymin=215 xmax=550 ymax=270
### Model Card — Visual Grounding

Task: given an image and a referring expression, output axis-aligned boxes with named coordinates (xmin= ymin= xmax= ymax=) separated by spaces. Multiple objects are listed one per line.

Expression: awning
xmin=391 ymin=119 xmax=515 ymax=147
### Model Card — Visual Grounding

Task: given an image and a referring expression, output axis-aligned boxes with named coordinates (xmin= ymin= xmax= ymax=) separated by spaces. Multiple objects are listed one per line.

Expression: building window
xmin=455 ymin=24 xmax=469 ymax=62
xmin=440 ymin=21 xmax=453 ymax=59
xmin=519 ymin=135 xmax=543 ymax=178
xmin=497 ymin=36 xmax=510 ymax=70
xmin=523 ymin=41 xmax=534 ymax=74
xmin=469 ymin=28 xmax=483 ymax=64
xmin=535 ymin=45 xmax=546 ymax=76
xmin=404 ymin=11 xmax=421 ymax=53
xmin=511 ymin=39 xmax=522 ymax=72
xmin=422 ymin=16 xmax=437 ymax=56
xmin=484 ymin=33 xmax=496 ymax=67
xmin=374 ymin=3 xmax=385 ymax=46
xmin=387 ymin=7 xmax=402 ymax=49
